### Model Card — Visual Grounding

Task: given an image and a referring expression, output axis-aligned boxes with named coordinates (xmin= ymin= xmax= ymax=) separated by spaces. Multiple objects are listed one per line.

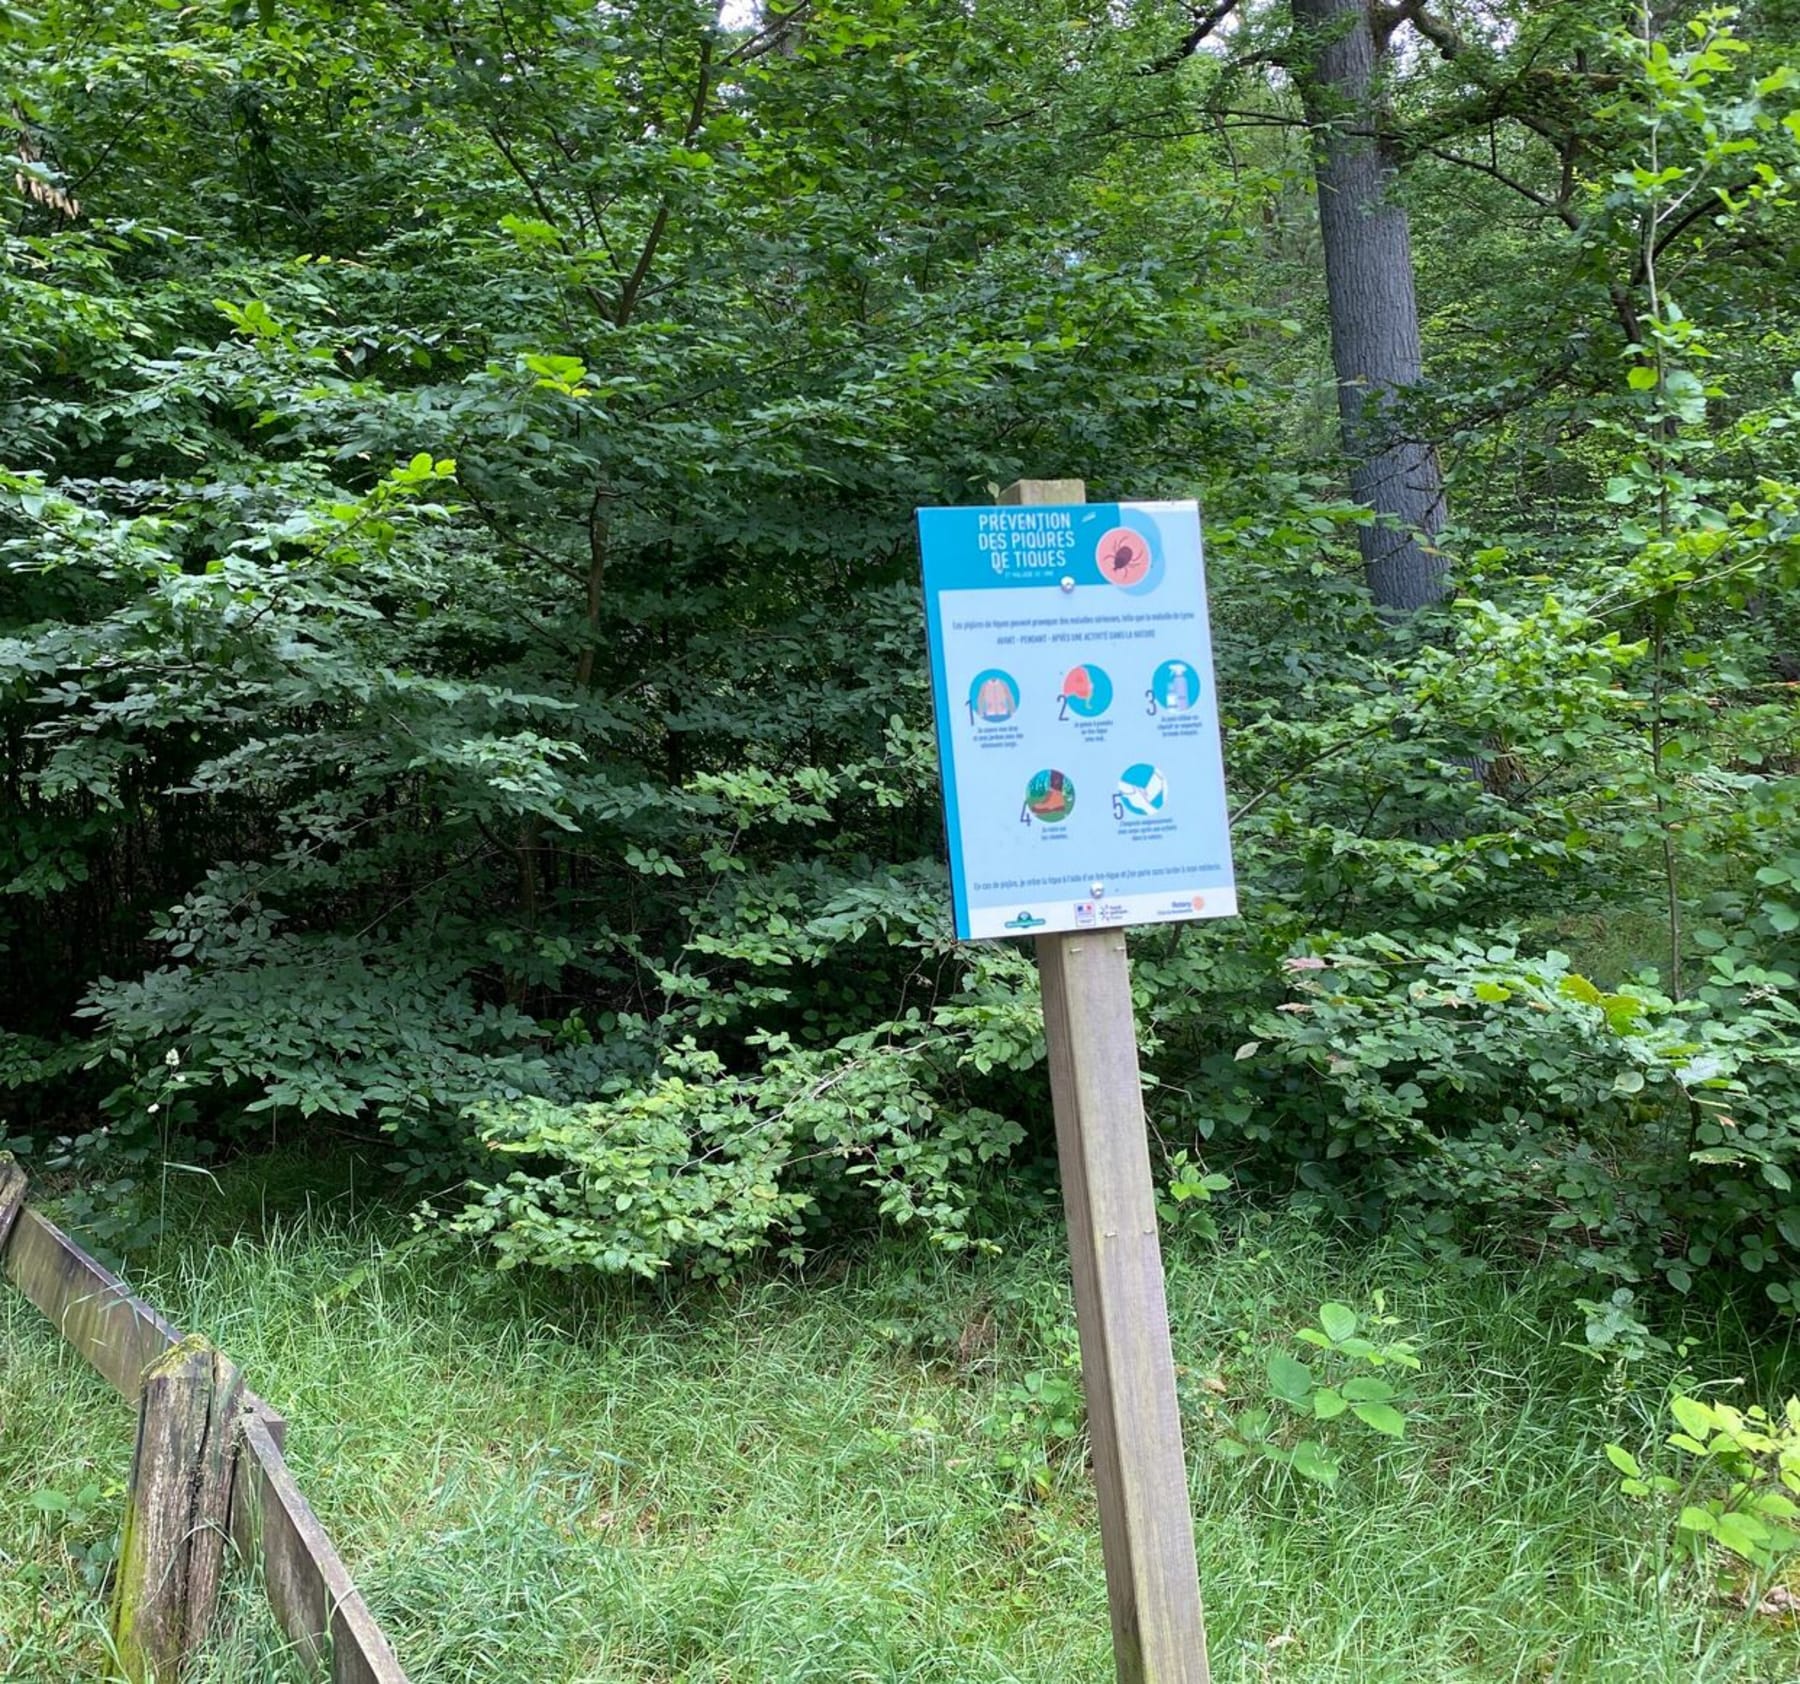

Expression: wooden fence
xmin=0 ymin=1154 xmax=410 ymax=1684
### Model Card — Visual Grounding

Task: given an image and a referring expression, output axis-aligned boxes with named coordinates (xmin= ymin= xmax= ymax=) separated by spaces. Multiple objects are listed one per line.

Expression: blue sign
xmin=917 ymin=500 xmax=1236 ymax=941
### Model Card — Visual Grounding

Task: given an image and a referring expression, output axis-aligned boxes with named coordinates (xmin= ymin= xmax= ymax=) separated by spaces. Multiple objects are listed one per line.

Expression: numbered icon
xmin=1023 ymin=768 xmax=1076 ymax=824
xmin=1116 ymin=762 xmax=1167 ymax=817
xmin=968 ymin=668 xmax=1019 ymax=723
xmin=1058 ymin=662 xmax=1113 ymax=720
xmin=1151 ymin=659 xmax=1200 ymax=713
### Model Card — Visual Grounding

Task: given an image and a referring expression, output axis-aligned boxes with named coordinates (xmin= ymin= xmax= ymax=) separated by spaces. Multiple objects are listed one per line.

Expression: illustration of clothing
xmin=1034 ymin=771 xmax=1068 ymax=815
xmin=977 ymin=677 xmax=1014 ymax=719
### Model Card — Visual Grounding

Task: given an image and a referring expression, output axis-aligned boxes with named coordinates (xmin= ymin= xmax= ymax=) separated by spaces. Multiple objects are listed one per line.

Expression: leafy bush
xmin=447 ymin=1022 xmax=1032 ymax=1277
xmin=1229 ymin=936 xmax=1800 ymax=1303
xmin=1608 ymin=1390 xmax=1800 ymax=1577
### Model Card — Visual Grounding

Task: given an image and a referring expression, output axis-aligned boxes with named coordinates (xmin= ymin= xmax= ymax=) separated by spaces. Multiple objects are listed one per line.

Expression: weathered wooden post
xmin=0 ymin=1151 xmax=25 ymax=1250
xmin=1001 ymin=478 xmax=1210 ymax=1684
xmin=111 ymin=1334 xmax=245 ymax=1683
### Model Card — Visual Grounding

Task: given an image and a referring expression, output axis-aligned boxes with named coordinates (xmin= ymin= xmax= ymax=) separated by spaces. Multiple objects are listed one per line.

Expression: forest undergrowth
xmin=3 ymin=0 xmax=1799 ymax=1675
xmin=5 ymin=1155 xmax=1800 ymax=1684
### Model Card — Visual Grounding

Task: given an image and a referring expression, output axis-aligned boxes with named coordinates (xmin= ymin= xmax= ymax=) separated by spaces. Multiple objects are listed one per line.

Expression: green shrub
xmin=1231 ymin=935 xmax=1800 ymax=1304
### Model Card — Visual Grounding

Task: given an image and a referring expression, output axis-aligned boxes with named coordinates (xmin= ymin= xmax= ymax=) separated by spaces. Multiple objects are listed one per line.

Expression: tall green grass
xmin=4 ymin=1160 xmax=1799 ymax=1682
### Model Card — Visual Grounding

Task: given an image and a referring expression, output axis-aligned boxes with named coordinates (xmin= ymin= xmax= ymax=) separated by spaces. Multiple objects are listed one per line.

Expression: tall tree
xmin=1290 ymin=0 xmax=1446 ymax=610
xmin=1147 ymin=0 xmax=1450 ymax=609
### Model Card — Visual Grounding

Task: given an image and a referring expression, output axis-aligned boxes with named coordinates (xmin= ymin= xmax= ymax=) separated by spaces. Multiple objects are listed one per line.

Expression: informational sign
xmin=918 ymin=500 xmax=1236 ymax=941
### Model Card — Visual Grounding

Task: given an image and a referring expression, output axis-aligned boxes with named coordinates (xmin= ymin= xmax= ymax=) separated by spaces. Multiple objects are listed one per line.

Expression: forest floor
xmin=4 ymin=1157 xmax=1800 ymax=1684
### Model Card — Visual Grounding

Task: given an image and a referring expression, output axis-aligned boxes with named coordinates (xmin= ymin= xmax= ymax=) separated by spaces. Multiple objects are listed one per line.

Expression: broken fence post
xmin=111 ymin=1334 xmax=246 ymax=1683
xmin=0 ymin=1152 xmax=25 ymax=1250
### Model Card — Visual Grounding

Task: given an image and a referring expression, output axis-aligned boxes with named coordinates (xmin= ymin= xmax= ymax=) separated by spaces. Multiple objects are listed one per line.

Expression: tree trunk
xmin=1294 ymin=0 xmax=1448 ymax=610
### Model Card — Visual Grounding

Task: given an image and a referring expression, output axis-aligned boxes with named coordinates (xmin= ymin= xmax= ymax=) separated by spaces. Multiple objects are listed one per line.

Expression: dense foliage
xmin=2 ymin=1 xmax=1797 ymax=1306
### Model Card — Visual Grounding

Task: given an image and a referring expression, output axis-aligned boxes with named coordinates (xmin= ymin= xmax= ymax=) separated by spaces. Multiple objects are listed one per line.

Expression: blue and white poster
xmin=917 ymin=500 xmax=1236 ymax=941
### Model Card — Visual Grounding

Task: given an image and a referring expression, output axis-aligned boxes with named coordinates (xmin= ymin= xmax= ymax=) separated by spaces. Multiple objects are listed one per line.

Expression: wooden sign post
xmin=1004 ymin=478 xmax=1210 ymax=1684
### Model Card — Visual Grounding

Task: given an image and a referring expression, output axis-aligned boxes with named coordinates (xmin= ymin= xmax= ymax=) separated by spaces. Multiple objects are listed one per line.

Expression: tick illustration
xmin=1094 ymin=527 xmax=1150 ymax=587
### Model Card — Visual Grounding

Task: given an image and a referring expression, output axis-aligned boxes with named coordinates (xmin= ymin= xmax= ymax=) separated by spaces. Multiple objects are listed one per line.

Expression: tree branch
xmin=1413 ymin=140 xmax=1555 ymax=211
xmin=1139 ymin=0 xmax=1240 ymax=75
xmin=1377 ymin=0 xmax=1465 ymax=59
xmin=1631 ymin=182 xmax=1751 ymax=286
xmin=614 ymin=30 xmax=715 ymax=327
xmin=726 ymin=2 xmax=813 ymax=64
xmin=1230 ymin=712 xmax=1407 ymax=825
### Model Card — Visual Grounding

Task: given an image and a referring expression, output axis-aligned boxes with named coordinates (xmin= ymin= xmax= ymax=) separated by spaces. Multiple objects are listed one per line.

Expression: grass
xmin=5 ymin=1158 xmax=1800 ymax=1682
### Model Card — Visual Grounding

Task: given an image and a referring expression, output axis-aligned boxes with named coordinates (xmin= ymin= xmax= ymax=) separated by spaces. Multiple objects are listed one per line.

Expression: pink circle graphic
xmin=1096 ymin=527 xmax=1150 ymax=587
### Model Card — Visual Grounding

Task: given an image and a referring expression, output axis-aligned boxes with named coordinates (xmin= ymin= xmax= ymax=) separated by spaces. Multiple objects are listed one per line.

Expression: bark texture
xmin=1295 ymin=0 xmax=1448 ymax=610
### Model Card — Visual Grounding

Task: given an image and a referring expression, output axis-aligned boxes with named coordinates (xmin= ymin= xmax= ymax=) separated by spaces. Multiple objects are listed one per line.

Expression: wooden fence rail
xmin=0 ymin=1154 xmax=409 ymax=1684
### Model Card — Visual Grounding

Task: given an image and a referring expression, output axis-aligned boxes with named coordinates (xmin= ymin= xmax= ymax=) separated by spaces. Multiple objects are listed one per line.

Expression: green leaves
xmin=1349 ymin=1400 xmax=1406 ymax=1439
xmin=1266 ymin=1351 xmax=1315 ymax=1409
xmin=1612 ymin=1386 xmax=1800 ymax=1572
xmin=453 ymin=1025 xmax=1031 ymax=1275
xmin=1224 ymin=1298 xmax=1417 ymax=1483
xmin=3 ymin=0 xmax=1797 ymax=1308
xmin=1670 ymin=1394 xmax=1716 ymax=1441
xmin=1253 ymin=927 xmax=1800 ymax=1305
xmin=0 ymin=0 xmax=1275 ymax=1260
xmin=522 ymin=354 xmax=592 ymax=398
xmin=214 ymin=297 xmax=288 ymax=342
xmin=1288 ymin=1442 xmax=1340 ymax=1485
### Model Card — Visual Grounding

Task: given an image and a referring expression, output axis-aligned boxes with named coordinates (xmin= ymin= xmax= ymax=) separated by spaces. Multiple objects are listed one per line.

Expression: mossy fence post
xmin=110 ymin=1334 xmax=245 ymax=1683
xmin=0 ymin=1152 xmax=24 ymax=1249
